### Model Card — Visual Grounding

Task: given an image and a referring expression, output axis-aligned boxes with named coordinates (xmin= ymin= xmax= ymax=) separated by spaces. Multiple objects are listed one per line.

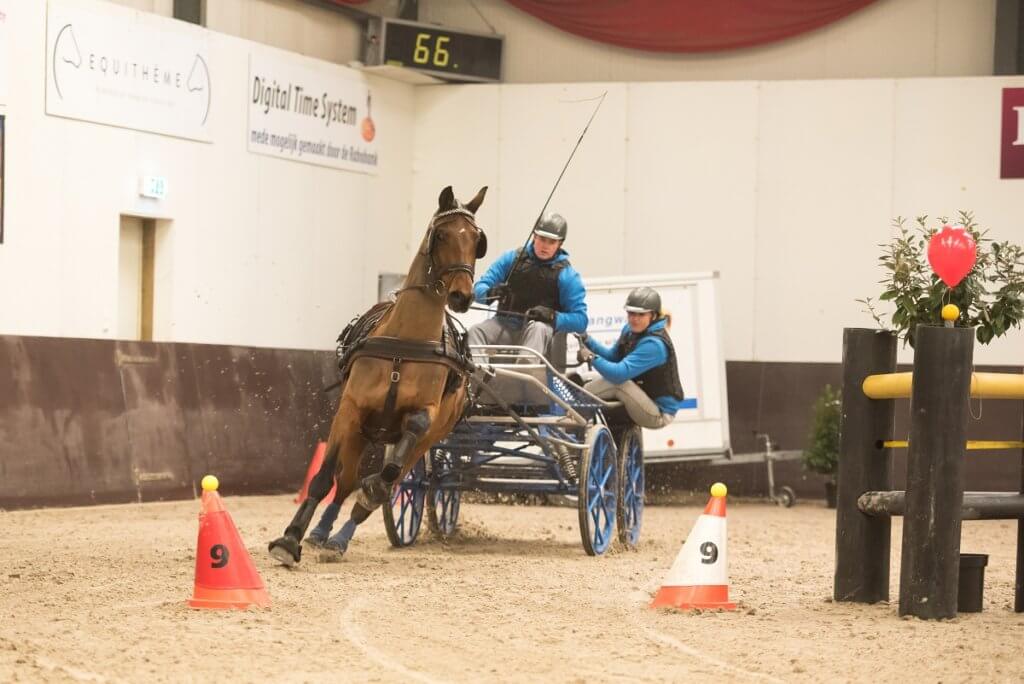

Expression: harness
xmin=331 ymin=207 xmax=483 ymax=443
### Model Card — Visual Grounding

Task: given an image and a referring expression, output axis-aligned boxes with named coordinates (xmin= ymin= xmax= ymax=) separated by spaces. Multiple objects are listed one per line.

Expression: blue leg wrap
xmin=309 ymin=502 xmax=341 ymax=541
xmin=326 ymin=519 xmax=358 ymax=553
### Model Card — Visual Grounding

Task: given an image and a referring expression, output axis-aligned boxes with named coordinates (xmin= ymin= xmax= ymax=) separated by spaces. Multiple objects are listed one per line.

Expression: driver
xmin=467 ymin=212 xmax=587 ymax=359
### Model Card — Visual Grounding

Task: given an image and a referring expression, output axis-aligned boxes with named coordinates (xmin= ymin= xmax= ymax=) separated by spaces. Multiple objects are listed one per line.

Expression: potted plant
xmin=803 ymin=384 xmax=841 ymax=507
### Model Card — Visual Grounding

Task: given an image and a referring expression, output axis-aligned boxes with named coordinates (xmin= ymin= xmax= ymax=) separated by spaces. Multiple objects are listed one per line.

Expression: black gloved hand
xmin=576 ymin=346 xmax=596 ymax=364
xmin=525 ymin=305 xmax=556 ymax=325
xmin=486 ymin=283 xmax=511 ymax=302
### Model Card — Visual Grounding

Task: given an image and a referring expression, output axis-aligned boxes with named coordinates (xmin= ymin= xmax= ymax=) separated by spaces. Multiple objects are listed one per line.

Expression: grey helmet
xmin=624 ymin=287 xmax=661 ymax=314
xmin=534 ymin=213 xmax=568 ymax=241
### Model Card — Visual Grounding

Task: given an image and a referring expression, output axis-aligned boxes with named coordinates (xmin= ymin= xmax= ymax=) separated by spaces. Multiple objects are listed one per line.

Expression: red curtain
xmin=503 ymin=0 xmax=878 ymax=53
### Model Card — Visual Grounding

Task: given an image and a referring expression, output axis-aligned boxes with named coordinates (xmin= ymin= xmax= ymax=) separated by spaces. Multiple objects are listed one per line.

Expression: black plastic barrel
xmin=957 ymin=553 xmax=989 ymax=613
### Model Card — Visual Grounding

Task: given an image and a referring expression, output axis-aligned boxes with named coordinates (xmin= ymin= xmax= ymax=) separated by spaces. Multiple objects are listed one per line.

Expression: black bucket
xmin=957 ymin=553 xmax=989 ymax=613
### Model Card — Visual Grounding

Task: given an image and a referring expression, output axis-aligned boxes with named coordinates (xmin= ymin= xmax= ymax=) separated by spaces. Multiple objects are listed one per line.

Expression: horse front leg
xmin=319 ymin=409 xmax=439 ymax=561
xmin=268 ymin=440 xmax=340 ymax=566
xmin=359 ymin=408 xmax=433 ymax=508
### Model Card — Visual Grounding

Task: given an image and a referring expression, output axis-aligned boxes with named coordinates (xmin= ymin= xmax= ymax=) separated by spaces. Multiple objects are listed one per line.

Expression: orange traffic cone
xmin=650 ymin=482 xmax=737 ymax=611
xmin=294 ymin=442 xmax=336 ymax=503
xmin=188 ymin=475 xmax=271 ymax=610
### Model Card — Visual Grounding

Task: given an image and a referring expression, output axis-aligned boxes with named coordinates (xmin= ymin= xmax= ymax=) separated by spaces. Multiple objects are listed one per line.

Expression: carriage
xmin=379 ymin=341 xmax=645 ymax=556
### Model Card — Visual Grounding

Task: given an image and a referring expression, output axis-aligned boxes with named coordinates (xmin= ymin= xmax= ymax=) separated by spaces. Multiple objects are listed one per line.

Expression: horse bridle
xmin=402 ymin=207 xmax=488 ymax=297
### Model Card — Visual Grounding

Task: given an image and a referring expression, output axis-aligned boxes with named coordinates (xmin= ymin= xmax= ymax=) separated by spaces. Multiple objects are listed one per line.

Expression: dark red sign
xmin=1001 ymin=88 xmax=1024 ymax=179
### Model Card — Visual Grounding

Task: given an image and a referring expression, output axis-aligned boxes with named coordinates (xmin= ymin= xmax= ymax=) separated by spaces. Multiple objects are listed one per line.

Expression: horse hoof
xmin=317 ymin=538 xmax=349 ymax=563
xmin=304 ymin=534 xmax=326 ymax=548
xmin=361 ymin=474 xmax=392 ymax=508
xmin=317 ymin=547 xmax=346 ymax=563
xmin=268 ymin=537 xmax=301 ymax=567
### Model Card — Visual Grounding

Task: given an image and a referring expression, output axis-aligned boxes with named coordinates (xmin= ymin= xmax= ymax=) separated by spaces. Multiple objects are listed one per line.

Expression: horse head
xmin=420 ymin=185 xmax=488 ymax=313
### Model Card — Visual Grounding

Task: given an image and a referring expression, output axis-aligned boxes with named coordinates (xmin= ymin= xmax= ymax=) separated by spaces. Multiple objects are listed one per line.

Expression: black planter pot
xmin=825 ymin=480 xmax=838 ymax=509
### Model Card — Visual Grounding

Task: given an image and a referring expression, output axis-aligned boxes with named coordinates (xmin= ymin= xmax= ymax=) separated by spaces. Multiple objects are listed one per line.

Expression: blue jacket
xmin=585 ymin=318 xmax=685 ymax=416
xmin=473 ymin=244 xmax=588 ymax=333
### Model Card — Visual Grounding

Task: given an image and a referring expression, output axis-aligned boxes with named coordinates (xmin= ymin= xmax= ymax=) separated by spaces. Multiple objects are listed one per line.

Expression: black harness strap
xmin=349 ymin=336 xmax=476 ymax=443
xmin=366 ymin=357 xmax=404 ymax=443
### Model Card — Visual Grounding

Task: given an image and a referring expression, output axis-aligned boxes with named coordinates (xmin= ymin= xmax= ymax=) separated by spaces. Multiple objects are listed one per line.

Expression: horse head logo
xmin=52 ymin=23 xmax=82 ymax=99
xmin=186 ymin=54 xmax=212 ymax=124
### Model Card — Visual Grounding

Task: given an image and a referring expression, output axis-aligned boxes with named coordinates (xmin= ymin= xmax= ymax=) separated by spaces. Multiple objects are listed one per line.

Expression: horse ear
xmin=438 ymin=186 xmax=457 ymax=211
xmin=466 ymin=186 xmax=488 ymax=214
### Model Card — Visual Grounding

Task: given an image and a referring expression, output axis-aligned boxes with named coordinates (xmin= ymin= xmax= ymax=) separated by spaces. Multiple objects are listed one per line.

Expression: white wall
xmin=3 ymin=0 xmax=1020 ymax=365
xmin=413 ymin=76 xmax=1024 ymax=366
xmin=421 ymin=0 xmax=999 ymax=83
xmin=0 ymin=0 xmax=415 ymax=350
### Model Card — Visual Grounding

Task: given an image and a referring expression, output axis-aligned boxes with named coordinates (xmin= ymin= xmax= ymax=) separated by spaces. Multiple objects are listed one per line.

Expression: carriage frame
xmin=381 ymin=343 xmax=645 ymax=555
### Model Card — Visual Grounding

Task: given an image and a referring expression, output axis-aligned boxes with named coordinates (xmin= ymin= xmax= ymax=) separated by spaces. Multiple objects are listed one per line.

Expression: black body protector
xmin=505 ymin=247 xmax=568 ymax=314
xmin=615 ymin=324 xmax=685 ymax=401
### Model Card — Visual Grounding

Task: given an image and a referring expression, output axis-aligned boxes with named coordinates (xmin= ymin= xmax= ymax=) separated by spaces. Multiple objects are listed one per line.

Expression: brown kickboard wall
xmin=0 ymin=335 xmax=338 ymax=508
xmin=0 ymin=337 xmax=1020 ymax=508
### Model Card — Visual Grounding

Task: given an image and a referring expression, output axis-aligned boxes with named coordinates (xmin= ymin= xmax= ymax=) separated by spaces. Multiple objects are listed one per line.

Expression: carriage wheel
xmin=427 ymin=449 xmax=461 ymax=539
xmin=382 ymin=458 xmax=426 ymax=548
xmin=577 ymin=424 xmax=617 ymax=556
xmin=616 ymin=426 xmax=644 ymax=549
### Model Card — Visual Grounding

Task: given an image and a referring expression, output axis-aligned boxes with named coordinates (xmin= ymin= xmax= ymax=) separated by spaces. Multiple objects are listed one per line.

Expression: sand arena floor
xmin=0 ymin=495 xmax=1021 ymax=683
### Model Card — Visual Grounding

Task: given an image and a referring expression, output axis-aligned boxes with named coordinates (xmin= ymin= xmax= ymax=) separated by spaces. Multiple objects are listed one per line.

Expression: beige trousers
xmin=584 ymin=378 xmax=673 ymax=429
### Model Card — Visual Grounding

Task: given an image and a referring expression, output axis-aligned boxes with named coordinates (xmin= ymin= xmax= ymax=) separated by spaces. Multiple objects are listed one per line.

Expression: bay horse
xmin=268 ymin=185 xmax=488 ymax=566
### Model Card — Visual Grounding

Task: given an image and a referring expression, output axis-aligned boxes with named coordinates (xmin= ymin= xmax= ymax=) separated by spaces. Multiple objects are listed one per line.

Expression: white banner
xmin=248 ymin=50 xmax=379 ymax=175
xmin=45 ymin=0 xmax=212 ymax=141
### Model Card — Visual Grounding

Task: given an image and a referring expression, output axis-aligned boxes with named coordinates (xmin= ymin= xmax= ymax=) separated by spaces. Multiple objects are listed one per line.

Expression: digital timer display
xmin=366 ymin=18 xmax=503 ymax=83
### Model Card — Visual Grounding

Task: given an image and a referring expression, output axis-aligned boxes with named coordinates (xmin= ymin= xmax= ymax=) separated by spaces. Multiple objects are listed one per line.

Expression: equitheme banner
xmin=45 ymin=0 xmax=212 ymax=141
xmin=248 ymin=50 xmax=378 ymax=174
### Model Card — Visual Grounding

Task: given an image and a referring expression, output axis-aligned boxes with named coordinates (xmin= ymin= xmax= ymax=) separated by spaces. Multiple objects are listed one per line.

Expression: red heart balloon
xmin=927 ymin=225 xmax=977 ymax=288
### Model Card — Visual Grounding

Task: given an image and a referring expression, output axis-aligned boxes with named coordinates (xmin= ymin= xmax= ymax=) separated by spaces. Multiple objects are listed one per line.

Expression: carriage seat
xmin=470 ymin=332 xmax=603 ymax=412
xmin=470 ymin=332 xmax=564 ymax=408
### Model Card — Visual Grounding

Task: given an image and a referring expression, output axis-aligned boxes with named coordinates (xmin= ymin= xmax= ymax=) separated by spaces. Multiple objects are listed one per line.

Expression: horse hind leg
xmin=311 ymin=441 xmax=376 ymax=553
xmin=268 ymin=441 xmax=341 ymax=567
xmin=321 ymin=411 xmax=433 ymax=560
xmin=305 ymin=483 xmax=343 ymax=547
xmin=319 ymin=451 xmax=372 ymax=560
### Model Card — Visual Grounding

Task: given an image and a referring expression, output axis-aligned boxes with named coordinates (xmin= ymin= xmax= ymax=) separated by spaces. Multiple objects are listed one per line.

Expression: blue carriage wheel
xmin=382 ymin=457 xmax=426 ymax=548
xmin=577 ymin=424 xmax=617 ymax=556
xmin=616 ymin=426 xmax=644 ymax=549
xmin=428 ymin=486 xmax=461 ymax=538
xmin=427 ymin=448 xmax=461 ymax=539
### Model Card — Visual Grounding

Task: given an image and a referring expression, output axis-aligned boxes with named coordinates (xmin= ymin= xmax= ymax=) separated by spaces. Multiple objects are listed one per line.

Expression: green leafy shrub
xmin=803 ymin=384 xmax=840 ymax=481
xmin=858 ymin=212 xmax=1024 ymax=347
